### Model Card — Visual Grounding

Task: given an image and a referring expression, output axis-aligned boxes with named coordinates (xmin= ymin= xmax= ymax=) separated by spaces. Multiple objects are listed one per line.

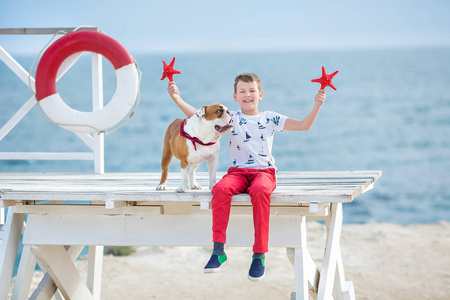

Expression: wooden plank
xmin=317 ymin=203 xmax=344 ymax=300
xmin=14 ymin=205 xmax=162 ymax=216
xmin=30 ymin=245 xmax=84 ymax=300
xmin=87 ymin=246 xmax=103 ymax=300
xmin=0 ymin=171 xmax=381 ymax=204
xmin=295 ymin=216 xmax=308 ymax=299
xmin=0 ymin=209 xmax=25 ymax=299
xmin=0 ymin=46 xmax=35 ymax=88
xmin=0 ymin=152 xmax=94 ymax=160
xmin=23 ymin=213 xmax=303 ymax=247
xmin=11 ymin=245 xmax=36 ymax=300
xmin=31 ymin=245 xmax=94 ymax=300
xmin=0 ymin=97 xmax=36 ymax=141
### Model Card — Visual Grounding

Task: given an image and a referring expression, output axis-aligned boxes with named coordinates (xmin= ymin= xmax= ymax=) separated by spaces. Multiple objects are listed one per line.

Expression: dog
xmin=157 ymin=104 xmax=233 ymax=193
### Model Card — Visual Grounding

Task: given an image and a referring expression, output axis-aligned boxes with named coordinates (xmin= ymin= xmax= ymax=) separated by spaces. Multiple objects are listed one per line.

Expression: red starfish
xmin=161 ymin=57 xmax=181 ymax=81
xmin=311 ymin=66 xmax=338 ymax=90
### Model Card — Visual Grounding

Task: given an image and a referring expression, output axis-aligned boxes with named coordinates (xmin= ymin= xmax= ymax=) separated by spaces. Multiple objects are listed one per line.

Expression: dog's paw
xmin=175 ymin=187 xmax=186 ymax=193
xmin=189 ymin=184 xmax=202 ymax=190
xmin=156 ymin=184 xmax=166 ymax=191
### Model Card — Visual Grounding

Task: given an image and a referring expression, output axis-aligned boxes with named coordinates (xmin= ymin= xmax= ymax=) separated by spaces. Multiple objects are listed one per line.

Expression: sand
xmin=12 ymin=221 xmax=450 ymax=300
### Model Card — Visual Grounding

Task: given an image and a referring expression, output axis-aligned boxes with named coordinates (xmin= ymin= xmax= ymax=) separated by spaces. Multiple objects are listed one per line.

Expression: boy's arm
xmin=283 ymin=89 xmax=326 ymax=131
xmin=167 ymin=81 xmax=197 ymax=117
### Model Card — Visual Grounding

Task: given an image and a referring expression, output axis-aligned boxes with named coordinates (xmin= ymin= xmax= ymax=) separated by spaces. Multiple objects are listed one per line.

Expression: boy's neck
xmin=240 ymin=109 xmax=260 ymax=116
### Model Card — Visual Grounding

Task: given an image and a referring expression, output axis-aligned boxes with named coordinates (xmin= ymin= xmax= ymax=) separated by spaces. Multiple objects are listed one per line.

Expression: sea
xmin=1 ymin=47 xmax=450 ymax=225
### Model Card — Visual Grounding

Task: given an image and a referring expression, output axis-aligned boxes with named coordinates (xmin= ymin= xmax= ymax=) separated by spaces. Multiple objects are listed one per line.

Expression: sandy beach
xmin=12 ymin=221 xmax=449 ymax=300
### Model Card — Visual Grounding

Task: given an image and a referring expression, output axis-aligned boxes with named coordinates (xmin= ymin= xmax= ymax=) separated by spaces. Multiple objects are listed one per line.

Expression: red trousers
xmin=211 ymin=167 xmax=276 ymax=253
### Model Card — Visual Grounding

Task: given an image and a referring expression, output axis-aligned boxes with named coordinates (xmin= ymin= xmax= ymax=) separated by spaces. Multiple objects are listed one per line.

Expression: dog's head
xmin=195 ymin=103 xmax=233 ymax=136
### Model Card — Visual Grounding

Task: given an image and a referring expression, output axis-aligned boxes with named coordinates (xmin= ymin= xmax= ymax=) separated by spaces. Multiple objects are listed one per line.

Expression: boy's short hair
xmin=234 ymin=73 xmax=262 ymax=93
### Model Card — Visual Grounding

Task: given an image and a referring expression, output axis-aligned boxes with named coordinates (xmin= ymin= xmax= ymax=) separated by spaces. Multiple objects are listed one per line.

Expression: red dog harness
xmin=180 ymin=119 xmax=216 ymax=151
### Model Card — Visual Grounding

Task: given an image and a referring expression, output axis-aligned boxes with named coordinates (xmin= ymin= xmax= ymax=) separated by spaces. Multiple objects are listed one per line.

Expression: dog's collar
xmin=180 ymin=119 xmax=216 ymax=151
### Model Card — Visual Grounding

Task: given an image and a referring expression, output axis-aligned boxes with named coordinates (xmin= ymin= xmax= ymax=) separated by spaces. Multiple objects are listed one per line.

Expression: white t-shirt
xmin=229 ymin=110 xmax=288 ymax=169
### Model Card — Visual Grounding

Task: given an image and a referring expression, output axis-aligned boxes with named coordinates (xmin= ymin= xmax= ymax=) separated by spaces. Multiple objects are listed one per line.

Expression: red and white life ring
xmin=35 ymin=30 xmax=139 ymax=133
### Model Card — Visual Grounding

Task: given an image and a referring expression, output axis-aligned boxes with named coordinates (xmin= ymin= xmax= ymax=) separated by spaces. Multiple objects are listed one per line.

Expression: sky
xmin=1 ymin=0 xmax=450 ymax=55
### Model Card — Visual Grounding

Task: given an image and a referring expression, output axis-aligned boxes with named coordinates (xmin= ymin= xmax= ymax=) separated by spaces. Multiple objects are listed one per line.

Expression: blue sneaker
xmin=248 ymin=256 xmax=265 ymax=281
xmin=204 ymin=253 xmax=227 ymax=273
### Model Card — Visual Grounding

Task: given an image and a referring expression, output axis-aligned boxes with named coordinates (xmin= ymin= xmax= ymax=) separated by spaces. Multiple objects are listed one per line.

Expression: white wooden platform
xmin=0 ymin=171 xmax=381 ymax=300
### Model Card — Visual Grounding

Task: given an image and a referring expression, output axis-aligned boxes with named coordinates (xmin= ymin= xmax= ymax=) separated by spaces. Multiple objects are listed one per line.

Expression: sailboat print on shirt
xmin=246 ymin=155 xmax=254 ymax=164
xmin=258 ymin=144 xmax=267 ymax=157
xmin=244 ymin=132 xmax=251 ymax=143
xmin=258 ymin=121 xmax=266 ymax=129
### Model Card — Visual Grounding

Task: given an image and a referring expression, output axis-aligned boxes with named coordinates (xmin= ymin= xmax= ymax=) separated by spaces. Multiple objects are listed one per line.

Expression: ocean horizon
xmin=1 ymin=46 xmax=449 ymax=225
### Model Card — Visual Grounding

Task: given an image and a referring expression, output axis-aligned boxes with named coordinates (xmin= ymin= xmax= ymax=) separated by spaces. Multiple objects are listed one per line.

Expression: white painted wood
xmin=29 ymin=273 xmax=56 ymax=300
xmin=309 ymin=202 xmax=319 ymax=212
xmin=31 ymin=245 xmax=84 ymax=300
xmin=105 ymin=199 xmax=125 ymax=209
xmin=76 ymin=132 xmax=94 ymax=150
xmin=0 ymin=208 xmax=25 ymax=299
xmin=200 ymin=201 xmax=210 ymax=210
xmin=31 ymin=245 xmax=94 ymax=300
xmin=0 ymin=44 xmax=104 ymax=170
xmin=0 ymin=152 xmax=94 ymax=160
xmin=87 ymin=246 xmax=103 ymax=300
xmin=295 ymin=216 xmax=308 ymax=300
xmin=0 ymin=171 xmax=380 ymax=299
xmin=0 ymin=96 xmax=36 ymax=141
xmin=11 ymin=245 xmax=36 ymax=300
xmin=334 ymin=246 xmax=355 ymax=300
xmin=23 ymin=213 xmax=303 ymax=247
xmin=0 ymin=171 xmax=382 ymax=205
xmin=14 ymin=205 xmax=162 ymax=216
xmin=0 ymin=46 xmax=35 ymax=88
xmin=92 ymin=53 xmax=105 ymax=174
xmin=317 ymin=203 xmax=344 ymax=300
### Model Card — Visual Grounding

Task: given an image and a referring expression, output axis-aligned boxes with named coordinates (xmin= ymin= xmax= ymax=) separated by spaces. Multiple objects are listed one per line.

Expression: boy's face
xmin=233 ymin=80 xmax=263 ymax=115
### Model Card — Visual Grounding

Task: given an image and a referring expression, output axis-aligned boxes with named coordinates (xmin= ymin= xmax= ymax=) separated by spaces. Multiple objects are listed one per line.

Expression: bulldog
xmin=157 ymin=103 xmax=233 ymax=193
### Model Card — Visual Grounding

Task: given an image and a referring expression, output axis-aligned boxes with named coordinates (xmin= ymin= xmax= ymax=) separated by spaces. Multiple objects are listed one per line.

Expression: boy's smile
xmin=233 ymin=81 xmax=263 ymax=115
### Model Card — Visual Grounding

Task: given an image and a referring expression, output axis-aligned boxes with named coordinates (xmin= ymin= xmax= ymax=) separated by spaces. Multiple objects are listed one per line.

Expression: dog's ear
xmin=195 ymin=106 xmax=206 ymax=118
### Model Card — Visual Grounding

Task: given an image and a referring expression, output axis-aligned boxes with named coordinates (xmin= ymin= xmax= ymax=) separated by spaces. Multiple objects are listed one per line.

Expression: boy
xmin=167 ymin=73 xmax=326 ymax=281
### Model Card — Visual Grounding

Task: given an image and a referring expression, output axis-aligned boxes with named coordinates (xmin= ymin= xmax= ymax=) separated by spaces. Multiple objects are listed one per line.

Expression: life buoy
xmin=35 ymin=30 xmax=139 ymax=133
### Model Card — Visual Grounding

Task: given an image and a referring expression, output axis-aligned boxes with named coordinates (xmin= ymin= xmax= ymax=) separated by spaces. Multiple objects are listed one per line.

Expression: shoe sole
xmin=204 ymin=260 xmax=228 ymax=273
xmin=248 ymin=272 xmax=265 ymax=282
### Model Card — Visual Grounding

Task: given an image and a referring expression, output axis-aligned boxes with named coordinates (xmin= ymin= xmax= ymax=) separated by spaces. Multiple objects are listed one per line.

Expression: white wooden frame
xmin=0 ymin=27 xmax=105 ymax=299
xmin=0 ymin=171 xmax=381 ymax=299
xmin=0 ymin=27 xmax=104 ymax=174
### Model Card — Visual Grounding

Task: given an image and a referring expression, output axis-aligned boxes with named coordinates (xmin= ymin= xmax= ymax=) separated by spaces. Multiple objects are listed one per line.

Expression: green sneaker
xmin=204 ymin=253 xmax=227 ymax=273
xmin=248 ymin=256 xmax=265 ymax=281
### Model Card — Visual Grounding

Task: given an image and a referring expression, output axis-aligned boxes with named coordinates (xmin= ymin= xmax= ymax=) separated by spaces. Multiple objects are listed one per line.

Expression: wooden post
xmin=92 ymin=52 xmax=104 ymax=174
xmin=0 ymin=208 xmax=25 ymax=299
xmin=31 ymin=245 xmax=94 ymax=300
xmin=89 ymin=51 xmax=105 ymax=300
xmin=87 ymin=245 xmax=103 ymax=300
xmin=28 ymin=245 xmax=84 ymax=300
xmin=317 ymin=203 xmax=343 ymax=300
xmin=11 ymin=245 xmax=37 ymax=299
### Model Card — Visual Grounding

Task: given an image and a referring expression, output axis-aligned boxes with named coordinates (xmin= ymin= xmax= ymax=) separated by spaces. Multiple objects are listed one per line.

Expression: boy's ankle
xmin=213 ymin=242 xmax=225 ymax=256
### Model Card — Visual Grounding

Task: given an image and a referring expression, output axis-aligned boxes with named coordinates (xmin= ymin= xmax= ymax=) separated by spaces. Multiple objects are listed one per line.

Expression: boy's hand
xmin=315 ymin=89 xmax=326 ymax=105
xmin=167 ymin=81 xmax=180 ymax=100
